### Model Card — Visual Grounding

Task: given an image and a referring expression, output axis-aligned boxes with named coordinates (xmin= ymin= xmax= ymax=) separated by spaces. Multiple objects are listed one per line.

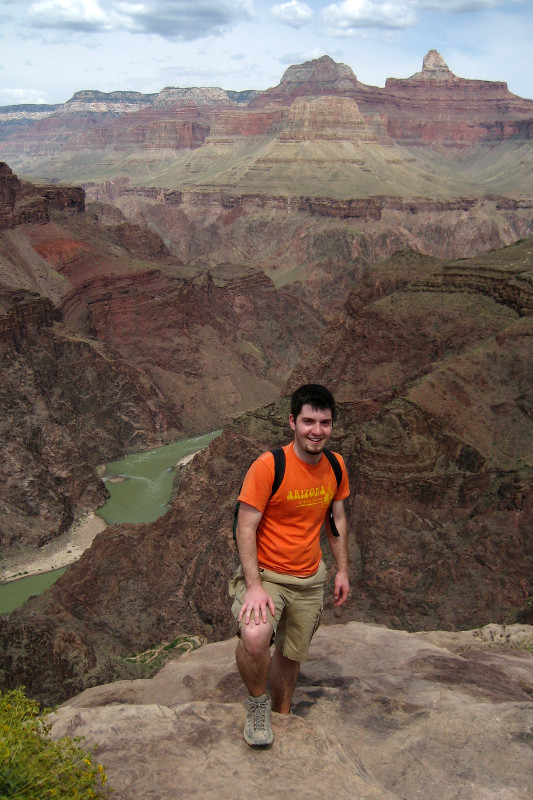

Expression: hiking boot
xmin=243 ymin=693 xmax=273 ymax=747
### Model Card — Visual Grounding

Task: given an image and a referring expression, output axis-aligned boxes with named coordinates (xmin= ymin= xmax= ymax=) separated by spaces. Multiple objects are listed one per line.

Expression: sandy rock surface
xmin=50 ymin=621 xmax=533 ymax=800
xmin=0 ymin=512 xmax=107 ymax=583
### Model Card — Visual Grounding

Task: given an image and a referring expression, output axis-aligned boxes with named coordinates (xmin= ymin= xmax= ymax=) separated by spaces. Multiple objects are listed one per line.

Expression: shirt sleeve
xmin=238 ymin=451 xmax=276 ymax=513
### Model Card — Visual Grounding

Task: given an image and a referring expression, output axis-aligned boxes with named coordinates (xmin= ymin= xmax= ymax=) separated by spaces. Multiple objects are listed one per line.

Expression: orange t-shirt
xmin=238 ymin=442 xmax=350 ymax=577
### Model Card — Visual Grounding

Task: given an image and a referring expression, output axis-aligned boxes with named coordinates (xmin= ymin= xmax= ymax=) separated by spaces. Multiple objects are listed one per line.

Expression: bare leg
xmin=270 ymin=647 xmax=300 ymax=713
xmin=236 ymin=621 xmax=273 ymax=697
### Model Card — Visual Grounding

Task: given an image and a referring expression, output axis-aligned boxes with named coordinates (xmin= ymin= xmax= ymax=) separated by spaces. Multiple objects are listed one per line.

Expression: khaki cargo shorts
xmin=229 ymin=560 xmax=326 ymax=662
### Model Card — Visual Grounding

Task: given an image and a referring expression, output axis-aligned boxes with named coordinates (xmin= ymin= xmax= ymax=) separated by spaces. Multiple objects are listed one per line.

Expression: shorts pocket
xmin=311 ymin=607 xmax=322 ymax=638
xmin=228 ymin=565 xmax=244 ymax=598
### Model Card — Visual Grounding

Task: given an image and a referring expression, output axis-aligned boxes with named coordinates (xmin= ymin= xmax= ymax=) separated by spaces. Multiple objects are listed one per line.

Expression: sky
xmin=0 ymin=0 xmax=531 ymax=107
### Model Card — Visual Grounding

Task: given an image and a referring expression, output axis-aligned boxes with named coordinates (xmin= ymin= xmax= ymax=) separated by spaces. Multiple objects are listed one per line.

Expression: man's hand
xmin=238 ymin=584 xmax=276 ymax=625
xmin=333 ymin=569 xmax=350 ymax=606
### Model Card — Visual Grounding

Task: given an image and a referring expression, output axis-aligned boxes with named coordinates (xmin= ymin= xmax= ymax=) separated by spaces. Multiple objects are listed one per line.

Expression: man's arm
xmin=326 ymin=499 xmax=350 ymax=606
xmin=235 ymin=501 xmax=276 ymax=624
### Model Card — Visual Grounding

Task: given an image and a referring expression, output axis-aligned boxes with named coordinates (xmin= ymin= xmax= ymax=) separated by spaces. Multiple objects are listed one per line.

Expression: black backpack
xmin=233 ymin=446 xmax=343 ymax=540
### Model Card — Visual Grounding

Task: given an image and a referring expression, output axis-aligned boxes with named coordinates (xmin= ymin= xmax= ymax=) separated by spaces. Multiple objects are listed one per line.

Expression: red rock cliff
xmin=0 ymin=161 xmax=84 ymax=229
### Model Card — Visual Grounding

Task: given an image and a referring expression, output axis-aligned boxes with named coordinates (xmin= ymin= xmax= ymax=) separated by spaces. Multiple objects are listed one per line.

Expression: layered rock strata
xmin=1 ymin=240 xmax=531 ymax=705
xmin=0 ymin=289 xmax=60 ymax=343
xmin=89 ymin=186 xmax=533 ymax=315
xmin=0 ymin=166 xmax=329 ymax=558
xmin=1 ymin=52 xmax=533 ymax=191
xmin=0 ymin=161 xmax=84 ymax=230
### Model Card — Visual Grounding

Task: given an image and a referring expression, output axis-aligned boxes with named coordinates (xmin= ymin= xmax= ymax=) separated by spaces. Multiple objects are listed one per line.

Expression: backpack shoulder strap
xmin=269 ymin=447 xmax=286 ymax=498
xmin=322 ymin=447 xmax=342 ymax=490
xmin=322 ymin=448 xmax=343 ymax=538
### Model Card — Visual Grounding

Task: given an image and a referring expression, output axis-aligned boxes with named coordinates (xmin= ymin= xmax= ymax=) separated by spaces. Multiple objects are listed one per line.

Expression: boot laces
xmin=251 ymin=697 xmax=267 ymax=730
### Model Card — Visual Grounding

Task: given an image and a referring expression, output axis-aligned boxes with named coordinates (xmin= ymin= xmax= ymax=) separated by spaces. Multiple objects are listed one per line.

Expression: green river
xmin=0 ymin=430 xmax=221 ymax=615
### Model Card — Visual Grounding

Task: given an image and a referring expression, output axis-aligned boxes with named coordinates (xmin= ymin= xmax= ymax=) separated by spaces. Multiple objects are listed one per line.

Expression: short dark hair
xmin=290 ymin=383 xmax=337 ymax=422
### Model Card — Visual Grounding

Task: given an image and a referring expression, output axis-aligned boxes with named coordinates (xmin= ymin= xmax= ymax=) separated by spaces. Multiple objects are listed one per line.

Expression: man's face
xmin=289 ymin=404 xmax=333 ymax=462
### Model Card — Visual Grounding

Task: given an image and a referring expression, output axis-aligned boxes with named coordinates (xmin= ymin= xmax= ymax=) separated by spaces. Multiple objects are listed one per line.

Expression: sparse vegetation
xmin=123 ymin=634 xmax=207 ymax=672
xmin=0 ymin=688 xmax=110 ymax=800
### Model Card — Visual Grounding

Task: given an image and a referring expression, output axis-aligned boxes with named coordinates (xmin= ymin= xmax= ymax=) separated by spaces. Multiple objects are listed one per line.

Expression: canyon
xmin=0 ymin=162 xmax=324 ymax=560
xmin=0 ymin=50 xmax=531 ymax=727
xmin=0 ymin=204 xmax=531 ymax=703
xmin=0 ymin=51 xmax=532 ymax=197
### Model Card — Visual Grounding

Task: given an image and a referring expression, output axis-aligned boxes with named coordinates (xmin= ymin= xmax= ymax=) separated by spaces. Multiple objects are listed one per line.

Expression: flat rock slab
xmin=50 ymin=622 xmax=533 ymax=800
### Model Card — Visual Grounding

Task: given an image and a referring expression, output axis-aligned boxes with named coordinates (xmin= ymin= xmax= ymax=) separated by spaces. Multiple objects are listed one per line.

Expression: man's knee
xmin=239 ymin=621 xmax=274 ymax=657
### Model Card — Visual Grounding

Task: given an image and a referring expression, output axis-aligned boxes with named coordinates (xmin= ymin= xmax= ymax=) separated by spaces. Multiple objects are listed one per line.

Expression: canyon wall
xmin=91 ymin=186 xmax=533 ymax=315
xmin=1 ymin=52 xmax=532 ymax=195
xmin=0 ymin=162 xmax=84 ymax=229
xmin=1 ymin=239 xmax=531 ymax=705
xmin=0 ymin=291 xmax=174 ymax=556
xmin=0 ymin=165 xmax=328 ymax=558
xmin=1 ymin=159 xmax=532 ymax=582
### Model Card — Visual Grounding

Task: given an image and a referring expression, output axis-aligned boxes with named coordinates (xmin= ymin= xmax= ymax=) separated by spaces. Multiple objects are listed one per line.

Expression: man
xmin=229 ymin=383 xmax=350 ymax=746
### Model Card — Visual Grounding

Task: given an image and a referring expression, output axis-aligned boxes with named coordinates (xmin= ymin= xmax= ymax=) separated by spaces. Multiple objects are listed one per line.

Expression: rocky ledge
xmin=50 ymin=621 xmax=533 ymax=800
xmin=0 ymin=161 xmax=84 ymax=230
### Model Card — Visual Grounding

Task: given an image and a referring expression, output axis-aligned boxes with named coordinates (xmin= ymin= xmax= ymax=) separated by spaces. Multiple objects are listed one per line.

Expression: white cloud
xmin=322 ymin=1 xmax=416 ymax=35
xmin=26 ymin=0 xmax=256 ymax=39
xmin=319 ymin=0 xmax=520 ymax=36
xmin=28 ymin=0 xmax=112 ymax=31
xmin=271 ymin=1 xmax=314 ymax=28
xmin=115 ymin=1 xmax=255 ymax=38
xmin=0 ymin=87 xmax=51 ymax=105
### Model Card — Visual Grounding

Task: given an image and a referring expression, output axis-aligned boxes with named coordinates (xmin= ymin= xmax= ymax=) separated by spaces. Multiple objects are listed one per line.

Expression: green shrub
xmin=0 ymin=688 xmax=110 ymax=799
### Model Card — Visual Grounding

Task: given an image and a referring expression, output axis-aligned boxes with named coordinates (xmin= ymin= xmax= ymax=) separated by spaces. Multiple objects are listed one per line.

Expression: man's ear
xmin=289 ymin=413 xmax=296 ymax=431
